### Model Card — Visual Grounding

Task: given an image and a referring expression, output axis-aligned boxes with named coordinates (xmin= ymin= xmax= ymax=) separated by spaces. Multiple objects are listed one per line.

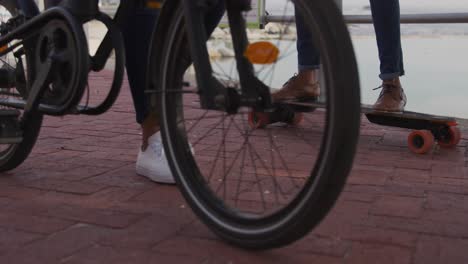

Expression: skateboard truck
xmin=406 ymin=122 xmax=460 ymax=154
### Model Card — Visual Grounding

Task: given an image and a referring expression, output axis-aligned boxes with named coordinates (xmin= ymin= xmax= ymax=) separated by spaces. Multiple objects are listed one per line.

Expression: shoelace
xmin=373 ymin=83 xmax=398 ymax=98
xmin=281 ymin=74 xmax=319 ymax=91
xmin=282 ymin=73 xmax=298 ymax=87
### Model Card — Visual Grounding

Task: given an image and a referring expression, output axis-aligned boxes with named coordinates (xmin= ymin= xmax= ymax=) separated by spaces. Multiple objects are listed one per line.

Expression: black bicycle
xmin=0 ymin=0 xmax=360 ymax=249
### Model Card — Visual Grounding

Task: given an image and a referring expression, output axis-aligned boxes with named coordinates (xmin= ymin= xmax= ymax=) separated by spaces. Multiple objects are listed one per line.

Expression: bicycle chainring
xmin=34 ymin=19 xmax=80 ymax=108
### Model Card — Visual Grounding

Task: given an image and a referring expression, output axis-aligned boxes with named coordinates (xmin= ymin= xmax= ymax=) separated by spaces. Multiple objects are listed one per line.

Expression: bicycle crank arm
xmin=0 ymin=59 xmax=76 ymax=113
xmin=20 ymin=58 xmax=56 ymax=125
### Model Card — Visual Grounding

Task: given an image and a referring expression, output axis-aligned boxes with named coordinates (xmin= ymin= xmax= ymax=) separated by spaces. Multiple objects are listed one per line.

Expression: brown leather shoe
xmin=272 ymin=74 xmax=320 ymax=102
xmin=373 ymin=78 xmax=407 ymax=112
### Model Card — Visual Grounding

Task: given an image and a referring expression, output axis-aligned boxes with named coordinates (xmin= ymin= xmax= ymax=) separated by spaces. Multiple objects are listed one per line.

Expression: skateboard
xmin=248 ymin=101 xmax=461 ymax=154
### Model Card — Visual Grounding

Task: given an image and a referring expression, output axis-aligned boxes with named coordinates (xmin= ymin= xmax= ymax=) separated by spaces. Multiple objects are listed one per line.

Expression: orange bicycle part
xmin=244 ymin=41 xmax=279 ymax=64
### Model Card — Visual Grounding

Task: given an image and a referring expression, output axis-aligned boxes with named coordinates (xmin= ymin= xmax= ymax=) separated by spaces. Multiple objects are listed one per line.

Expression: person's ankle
xmin=141 ymin=113 xmax=160 ymax=151
xmin=383 ymin=77 xmax=401 ymax=87
xmin=297 ymin=69 xmax=317 ymax=84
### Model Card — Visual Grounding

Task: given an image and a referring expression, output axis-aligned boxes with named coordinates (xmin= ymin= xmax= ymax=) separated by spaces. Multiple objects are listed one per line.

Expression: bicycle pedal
xmin=275 ymin=99 xmax=317 ymax=113
xmin=0 ymin=110 xmax=22 ymax=144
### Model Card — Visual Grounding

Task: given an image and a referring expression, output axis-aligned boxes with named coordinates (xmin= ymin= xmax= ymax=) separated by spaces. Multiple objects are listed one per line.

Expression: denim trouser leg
xmin=121 ymin=3 xmax=159 ymax=125
xmin=295 ymin=8 xmax=320 ymax=71
xmin=295 ymin=0 xmax=404 ymax=80
xmin=122 ymin=0 xmax=225 ymax=124
xmin=369 ymin=0 xmax=404 ymax=80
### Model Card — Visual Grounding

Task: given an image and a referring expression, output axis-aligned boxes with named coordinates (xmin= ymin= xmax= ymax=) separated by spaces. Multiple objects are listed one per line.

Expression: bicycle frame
xmin=0 ymin=0 xmax=129 ymax=116
xmin=3 ymin=0 xmax=271 ymax=115
xmin=182 ymin=0 xmax=272 ymax=112
xmin=14 ymin=0 xmax=128 ymax=68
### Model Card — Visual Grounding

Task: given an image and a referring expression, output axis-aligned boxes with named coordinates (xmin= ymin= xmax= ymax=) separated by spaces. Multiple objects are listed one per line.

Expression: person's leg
xmin=121 ymin=0 xmax=159 ymax=146
xmin=295 ymin=8 xmax=320 ymax=73
xmin=119 ymin=1 xmax=167 ymax=182
xmin=272 ymin=7 xmax=321 ymax=101
xmin=124 ymin=0 xmax=226 ymax=183
xmin=370 ymin=0 xmax=406 ymax=111
xmin=127 ymin=0 xmax=226 ymax=150
xmin=370 ymin=0 xmax=404 ymax=80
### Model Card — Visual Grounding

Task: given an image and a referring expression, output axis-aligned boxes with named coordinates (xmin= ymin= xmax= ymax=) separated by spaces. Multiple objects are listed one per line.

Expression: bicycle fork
xmin=182 ymin=0 xmax=272 ymax=114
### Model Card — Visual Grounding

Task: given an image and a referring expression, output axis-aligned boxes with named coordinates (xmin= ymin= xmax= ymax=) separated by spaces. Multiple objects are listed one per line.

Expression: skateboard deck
xmin=248 ymin=100 xmax=461 ymax=154
xmin=361 ymin=104 xmax=457 ymax=129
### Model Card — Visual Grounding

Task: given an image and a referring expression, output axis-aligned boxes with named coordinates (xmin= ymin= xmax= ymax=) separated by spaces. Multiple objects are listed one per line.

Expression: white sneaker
xmin=136 ymin=132 xmax=175 ymax=184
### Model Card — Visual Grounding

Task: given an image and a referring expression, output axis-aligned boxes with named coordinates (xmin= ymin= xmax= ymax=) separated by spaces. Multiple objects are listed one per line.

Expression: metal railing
xmin=265 ymin=13 xmax=468 ymax=24
xmin=346 ymin=13 xmax=468 ymax=24
xmin=262 ymin=0 xmax=468 ymax=25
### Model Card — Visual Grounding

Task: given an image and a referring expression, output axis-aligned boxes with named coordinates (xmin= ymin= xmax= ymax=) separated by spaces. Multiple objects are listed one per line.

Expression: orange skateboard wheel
xmin=439 ymin=126 xmax=461 ymax=148
xmin=407 ymin=130 xmax=434 ymax=154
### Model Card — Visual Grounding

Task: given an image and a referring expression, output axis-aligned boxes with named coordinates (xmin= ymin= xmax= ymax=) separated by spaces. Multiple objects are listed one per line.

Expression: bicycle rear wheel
xmin=0 ymin=2 xmax=43 ymax=172
xmin=149 ymin=0 xmax=360 ymax=249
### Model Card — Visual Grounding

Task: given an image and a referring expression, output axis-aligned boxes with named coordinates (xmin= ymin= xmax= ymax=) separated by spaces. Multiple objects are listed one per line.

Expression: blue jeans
xmin=121 ymin=3 xmax=158 ymax=124
xmin=297 ymin=0 xmax=404 ymax=80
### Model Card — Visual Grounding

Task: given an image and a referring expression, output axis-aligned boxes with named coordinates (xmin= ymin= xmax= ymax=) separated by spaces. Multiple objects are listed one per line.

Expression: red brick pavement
xmin=0 ymin=74 xmax=468 ymax=263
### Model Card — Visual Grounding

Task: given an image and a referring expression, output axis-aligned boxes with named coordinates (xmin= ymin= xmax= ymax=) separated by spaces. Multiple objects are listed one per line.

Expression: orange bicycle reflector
xmin=244 ymin=41 xmax=279 ymax=65
xmin=146 ymin=0 xmax=162 ymax=9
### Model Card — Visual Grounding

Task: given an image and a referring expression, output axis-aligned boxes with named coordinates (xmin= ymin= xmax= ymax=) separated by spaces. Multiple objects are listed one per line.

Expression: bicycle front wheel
xmin=149 ymin=0 xmax=360 ymax=249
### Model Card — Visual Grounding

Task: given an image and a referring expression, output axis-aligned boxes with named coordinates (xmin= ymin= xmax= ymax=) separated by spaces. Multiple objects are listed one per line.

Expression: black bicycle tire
xmin=0 ymin=2 xmax=43 ymax=172
xmin=149 ymin=0 xmax=360 ymax=249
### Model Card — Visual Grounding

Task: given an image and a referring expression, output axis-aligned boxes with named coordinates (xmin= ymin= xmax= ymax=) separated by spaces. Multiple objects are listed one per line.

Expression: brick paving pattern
xmin=0 ymin=74 xmax=467 ymax=263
